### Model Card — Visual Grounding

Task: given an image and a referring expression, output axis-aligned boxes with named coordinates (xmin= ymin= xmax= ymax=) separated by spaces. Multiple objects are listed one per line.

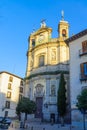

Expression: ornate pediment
xmin=34 ymin=84 xmax=44 ymax=97
xmin=31 ymin=27 xmax=52 ymax=36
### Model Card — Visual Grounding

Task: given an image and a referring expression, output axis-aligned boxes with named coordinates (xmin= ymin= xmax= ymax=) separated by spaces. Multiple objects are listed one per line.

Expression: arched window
xmin=62 ymin=29 xmax=66 ymax=37
xmin=39 ymin=55 xmax=44 ymax=67
xmin=32 ymin=39 xmax=35 ymax=47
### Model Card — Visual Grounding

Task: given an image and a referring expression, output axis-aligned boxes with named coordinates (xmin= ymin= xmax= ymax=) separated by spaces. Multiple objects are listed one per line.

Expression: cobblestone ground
xmin=6 ymin=123 xmax=83 ymax=130
xmin=2 ymin=120 xmax=85 ymax=130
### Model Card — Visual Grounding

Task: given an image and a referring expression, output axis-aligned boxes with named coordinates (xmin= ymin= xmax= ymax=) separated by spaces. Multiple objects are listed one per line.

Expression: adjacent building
xmin=0 ymin=71 xmax=24 ymax=118
xmin=65 ymin=29 xmax=87 ymax=121
xmin=25 ymin=15 xmax=71 ymax=123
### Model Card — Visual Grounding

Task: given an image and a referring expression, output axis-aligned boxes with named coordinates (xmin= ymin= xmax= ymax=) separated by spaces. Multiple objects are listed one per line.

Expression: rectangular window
xmin=4 ymin=111 xmax=8 ymax=117
xmin=20 ymin=80 xmax=23 ymax=86
xmin=20 ymin=87 xmax=23 ymax=93
xmin=8 ymin=83 xmax=11 ymax=89
xmin=39 ymin=55 xmax=44 ymax=67
xmin=80 ymin=62 xmax=87 ymax=79
xmin=82 ymin=40 xmax=87 ymax=53
xmin=5 ymin=101 xmax=10 ymax=109
xmin=84 ymin=63 xmax=87 ymax=75
xmin=9 ymin=76 xmax=13 ymax=82
xmin=7 ymin=92 xmax=11 ymax=98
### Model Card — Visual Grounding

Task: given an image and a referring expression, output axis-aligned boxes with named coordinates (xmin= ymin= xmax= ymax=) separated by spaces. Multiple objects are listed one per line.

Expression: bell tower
xmin=58 ymin=11 xmax=69 ymax=39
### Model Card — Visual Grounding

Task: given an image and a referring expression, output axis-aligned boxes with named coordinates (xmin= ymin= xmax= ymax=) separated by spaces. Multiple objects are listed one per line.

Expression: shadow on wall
xmin=0 ymin=92 xmax=19 ymax=118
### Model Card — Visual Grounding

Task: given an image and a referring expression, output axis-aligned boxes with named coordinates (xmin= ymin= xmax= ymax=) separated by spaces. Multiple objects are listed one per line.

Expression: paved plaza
xmin=0 ymin=119 xmax=86 ymax=130
xmin=6 ymin=121 xmax=86 ymax=130
xmin=0 ymin=124 xmax=85 ymax=130
xmin=7 ymin=126 xmax=79 ymax=130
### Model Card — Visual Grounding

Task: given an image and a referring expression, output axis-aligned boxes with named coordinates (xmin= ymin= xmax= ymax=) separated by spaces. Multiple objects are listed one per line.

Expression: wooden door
xmin=35 ymin=97 xmax=43 ymax=118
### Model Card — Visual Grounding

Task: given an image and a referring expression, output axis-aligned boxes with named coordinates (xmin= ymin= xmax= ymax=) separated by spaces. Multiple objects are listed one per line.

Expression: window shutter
xmin=84 ymin=63 xmax=87 ymax=75
xmin=80 ymin=63 xmax=84 ymax=78
xmin=82 ymin=40 xmax=87 ymax=53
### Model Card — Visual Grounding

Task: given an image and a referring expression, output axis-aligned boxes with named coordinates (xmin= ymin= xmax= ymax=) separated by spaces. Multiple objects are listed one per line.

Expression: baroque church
xmin=25 ymin=13 xmax=70 ymax=123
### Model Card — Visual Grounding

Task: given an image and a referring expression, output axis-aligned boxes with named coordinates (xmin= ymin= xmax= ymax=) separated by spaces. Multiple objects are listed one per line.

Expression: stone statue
xmin=41 ymin=19 xmax=46 ymax=28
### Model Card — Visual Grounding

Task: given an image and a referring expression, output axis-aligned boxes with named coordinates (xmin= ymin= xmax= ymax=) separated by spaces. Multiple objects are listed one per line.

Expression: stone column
xmin=56 ymin=77 xmax=59 ymax=95
xmin=29 ymin=80 xmax=33 ymax=100
xmin=46 ymin=78 xmax=50 ymax=99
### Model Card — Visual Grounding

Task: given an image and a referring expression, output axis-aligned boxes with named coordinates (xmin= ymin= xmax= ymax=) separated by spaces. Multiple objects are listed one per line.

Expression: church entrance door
xmin=35 ymin=97 xmax=43 ymax=118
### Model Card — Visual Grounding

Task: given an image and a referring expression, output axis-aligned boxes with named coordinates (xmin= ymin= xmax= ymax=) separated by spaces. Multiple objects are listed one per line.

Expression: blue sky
xmin=0 ymin=0 xmax=87 ymax=78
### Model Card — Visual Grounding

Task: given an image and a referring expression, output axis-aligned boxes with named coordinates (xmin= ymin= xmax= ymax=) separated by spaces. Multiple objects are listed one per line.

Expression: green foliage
xmin=57 ymin=73 xmax=66 ymax=117
xmin=16 ymin=97 xmax=36 ymax=115
xmin=76 ymin=89 xmax=87 ymax=112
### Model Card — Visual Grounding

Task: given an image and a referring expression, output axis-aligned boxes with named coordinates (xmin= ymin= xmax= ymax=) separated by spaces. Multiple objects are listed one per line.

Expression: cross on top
xmin=61 ymin=10 xmax=64 ymax=20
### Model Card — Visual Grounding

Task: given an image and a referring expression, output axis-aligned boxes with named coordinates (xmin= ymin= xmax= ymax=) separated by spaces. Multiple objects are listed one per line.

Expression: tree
xmin=57 ymin=72 xmax=66 ymax=126
xmin=16 ymin=97 xmax=36 ymax=121
xmin=76 ymin=89 xmax=87 ymax=130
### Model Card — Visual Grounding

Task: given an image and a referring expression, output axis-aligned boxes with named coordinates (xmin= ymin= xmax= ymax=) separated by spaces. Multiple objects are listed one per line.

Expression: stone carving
xmin=41 ymin=19 xmax=46 ymax=28
xmin=35 ymin=84 xmax=44 ymax=97
xmin=51 ymin=85 xmax=56 ymax=96
xmin=36 ymin=85 xmax=42 ymax=94
xmin=51 ymin=50 xmax=56 ymax=60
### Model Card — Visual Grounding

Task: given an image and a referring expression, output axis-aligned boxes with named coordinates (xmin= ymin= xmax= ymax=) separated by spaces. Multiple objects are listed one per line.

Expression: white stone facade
xmin=27 ymin=74 xmax=69 ymax=122
xmin=0 ymin=71 xmax=23 ymax=118
xmin=25 ymin=19 xmax=70 ymax=123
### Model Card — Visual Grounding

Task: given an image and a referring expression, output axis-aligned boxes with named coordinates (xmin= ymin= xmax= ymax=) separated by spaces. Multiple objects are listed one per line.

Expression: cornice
xmin=24 ymin=70 xmax=69 ymax=80
xmin=65 ymin=29 xmax=87 ymax=44
xmin=29 ymin=41 xmax=67 ymax=54
xmin=30 ymin=27 xmax=52 ymax=36
xmin=0 ymin=71 xmax=23 ymax=79
xmin=29 ymin=42 xmax=59 ymax=52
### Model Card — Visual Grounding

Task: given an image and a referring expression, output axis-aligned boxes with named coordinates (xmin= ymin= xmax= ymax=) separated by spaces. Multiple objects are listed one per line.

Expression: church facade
xmin=25 ymin=16 xmax=70 ymax=123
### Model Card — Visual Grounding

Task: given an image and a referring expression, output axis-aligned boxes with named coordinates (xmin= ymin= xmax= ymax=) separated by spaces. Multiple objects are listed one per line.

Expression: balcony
xmin=30 ymin=64 xmax=69 ymax=75
xmin=80 ymin=74 xmax=87 ymax=81
xmin=79 ymin=49 xmax=87 ymax=56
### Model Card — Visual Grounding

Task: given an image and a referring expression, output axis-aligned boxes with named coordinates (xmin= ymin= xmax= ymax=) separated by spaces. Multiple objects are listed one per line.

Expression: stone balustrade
xmin=30 ymin=64 xmax=69 ymax=76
